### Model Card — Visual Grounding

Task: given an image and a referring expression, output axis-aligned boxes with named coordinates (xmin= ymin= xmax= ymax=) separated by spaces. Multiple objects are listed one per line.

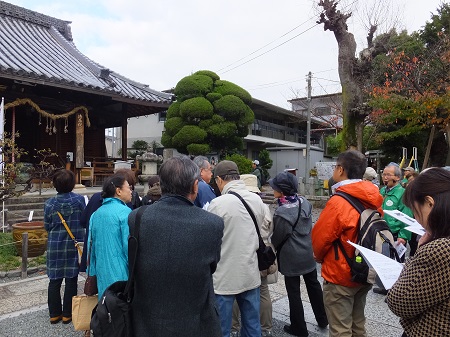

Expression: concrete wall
xmin=267 ymin=147 xmax=333 ymax=179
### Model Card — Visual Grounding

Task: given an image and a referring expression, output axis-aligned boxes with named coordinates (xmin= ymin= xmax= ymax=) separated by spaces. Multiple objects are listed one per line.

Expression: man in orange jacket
xmin=312 ymin=150 xmax=383 ymax=337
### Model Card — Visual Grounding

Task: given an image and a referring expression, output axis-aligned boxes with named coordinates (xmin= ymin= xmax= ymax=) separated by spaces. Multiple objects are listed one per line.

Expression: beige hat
xmin=240 ymin=174 xmax=261 ymax=193
xmin=404 ymin=166 xmax=415 ymax=172
xmin=363 ymin=167 xmax=377 ymax=180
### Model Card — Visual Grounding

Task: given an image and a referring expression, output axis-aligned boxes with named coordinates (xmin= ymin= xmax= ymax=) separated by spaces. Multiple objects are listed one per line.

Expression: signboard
xmin=316 ymin=162 xmax=336 ymax=180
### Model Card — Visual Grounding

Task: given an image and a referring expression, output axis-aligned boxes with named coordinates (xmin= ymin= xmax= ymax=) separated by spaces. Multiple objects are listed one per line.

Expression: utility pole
xmin=305 ymin=72 xmax=312 ymax=194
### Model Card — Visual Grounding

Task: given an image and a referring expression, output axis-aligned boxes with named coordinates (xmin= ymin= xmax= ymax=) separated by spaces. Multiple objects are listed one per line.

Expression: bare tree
xmin=317 ymin=0 xmax=397 ymax=150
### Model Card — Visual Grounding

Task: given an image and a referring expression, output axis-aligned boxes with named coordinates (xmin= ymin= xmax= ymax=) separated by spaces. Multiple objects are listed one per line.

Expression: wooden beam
xmin=121 ymin=104 xmax=128 ymax=161
xmin=75 ymin=112 xmax=84 ymax=169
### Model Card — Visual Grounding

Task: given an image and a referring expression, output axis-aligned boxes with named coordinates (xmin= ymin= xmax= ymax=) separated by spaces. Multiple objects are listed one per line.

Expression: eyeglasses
xmin=332 ymin=164 xmax=343 ymax=170
xmin=382 ymin=173 xmax=394 ymax=177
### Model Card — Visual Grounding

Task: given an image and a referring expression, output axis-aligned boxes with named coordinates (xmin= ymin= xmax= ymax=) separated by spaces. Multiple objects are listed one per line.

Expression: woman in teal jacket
xmin=88 ymin=173 xmax=133 ymax=297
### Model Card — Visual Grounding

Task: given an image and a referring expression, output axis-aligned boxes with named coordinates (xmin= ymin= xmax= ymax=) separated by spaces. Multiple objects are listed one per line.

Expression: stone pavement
xmin=0 ymin=186 xmax=403 ymax=336
xmin=0 ymin=266 xmax=404 ymax=337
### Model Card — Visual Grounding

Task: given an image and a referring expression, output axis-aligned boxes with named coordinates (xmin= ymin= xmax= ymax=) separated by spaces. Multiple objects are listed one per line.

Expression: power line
xmin=220 ymin=23 xmax=320 ymax=75
xmin=216 ymin=0 xmax=361 ymax=75
xmin=216 ymin=15 xmax=320 ymax=73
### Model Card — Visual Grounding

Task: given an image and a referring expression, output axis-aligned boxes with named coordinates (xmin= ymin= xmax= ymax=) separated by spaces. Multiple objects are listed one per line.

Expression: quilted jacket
xmin=387 ymin=238 xmax=450 ymax=337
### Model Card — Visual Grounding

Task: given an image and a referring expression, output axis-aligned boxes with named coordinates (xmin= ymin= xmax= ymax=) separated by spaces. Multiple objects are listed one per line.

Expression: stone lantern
xmin=137 ymin=146 xmax=163 ymax=194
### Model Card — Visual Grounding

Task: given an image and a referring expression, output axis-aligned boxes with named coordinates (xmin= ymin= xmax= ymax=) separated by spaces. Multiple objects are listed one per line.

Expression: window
xmin=159 ymin=110 xmax=167 ymax=122
xmin=315 ymin=106 xmax=331 ymax=116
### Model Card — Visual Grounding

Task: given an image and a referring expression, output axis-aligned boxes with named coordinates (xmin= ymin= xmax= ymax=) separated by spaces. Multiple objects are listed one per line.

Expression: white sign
xmin=28 ymin=210 xmax=34 ymax=222
xmin=316 ymin=162 xmax=336 ymax=180
xmin=347 ymin=241 xmax=404 ymax=290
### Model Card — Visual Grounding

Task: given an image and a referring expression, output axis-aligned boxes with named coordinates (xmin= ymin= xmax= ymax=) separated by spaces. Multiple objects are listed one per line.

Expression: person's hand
xmin=397 ymin=238 xmax=407 ymax=246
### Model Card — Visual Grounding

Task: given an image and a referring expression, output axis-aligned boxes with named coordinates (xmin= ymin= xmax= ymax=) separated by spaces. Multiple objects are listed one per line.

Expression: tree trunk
xmin=318 ymin=0 xmax=364 ymax=151
xmin=446 ymin=124 xmax=450 ymax=166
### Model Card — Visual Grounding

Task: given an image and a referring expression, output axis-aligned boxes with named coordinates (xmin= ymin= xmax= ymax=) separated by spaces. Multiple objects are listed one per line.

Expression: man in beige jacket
xmin=208 ymin=161 xmax=267 ymax=337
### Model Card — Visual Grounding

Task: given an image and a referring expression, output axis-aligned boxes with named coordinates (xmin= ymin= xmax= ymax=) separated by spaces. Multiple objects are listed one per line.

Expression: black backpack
xmin=333 ymin=191 xmax=400 ymax=285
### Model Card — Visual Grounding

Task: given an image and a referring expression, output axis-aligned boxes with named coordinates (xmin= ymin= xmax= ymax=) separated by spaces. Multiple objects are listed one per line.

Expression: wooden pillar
xmin=121 ymin=104 xmax=128 ymax=160
xmin=75 ymin=112 xmax=85 ymax=176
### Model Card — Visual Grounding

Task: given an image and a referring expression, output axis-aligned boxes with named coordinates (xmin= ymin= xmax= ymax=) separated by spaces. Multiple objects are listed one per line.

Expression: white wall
xmin=126 ymin=114 xmax=165 ymax=147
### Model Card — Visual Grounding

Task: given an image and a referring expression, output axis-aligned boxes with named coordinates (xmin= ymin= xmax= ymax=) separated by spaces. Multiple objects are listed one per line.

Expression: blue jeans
xmin=216 ymin=287 xmax=261 ymax=337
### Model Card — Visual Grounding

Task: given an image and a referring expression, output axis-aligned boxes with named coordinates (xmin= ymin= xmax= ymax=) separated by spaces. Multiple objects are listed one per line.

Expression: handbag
xmin=57 ymin=211 xmax=83 ymax=264
xmin=72 ymin=294 xmax=98 ymax=331
xmin=90 ymin=205 xmax=147 ymax=337
xmin=228 ymin=191 xmax=276 ymax=271
xmin=84 ymin=229 xmax=98 ymax=296
xmin=84 ymin=275 xmax=98 ymax=296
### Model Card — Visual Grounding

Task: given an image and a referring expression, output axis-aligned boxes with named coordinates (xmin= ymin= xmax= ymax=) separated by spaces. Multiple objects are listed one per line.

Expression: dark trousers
xmin=48 ymin=276 xmax=78 ymax=318
xmin=285 ymin=269 xmax=328 ymax=335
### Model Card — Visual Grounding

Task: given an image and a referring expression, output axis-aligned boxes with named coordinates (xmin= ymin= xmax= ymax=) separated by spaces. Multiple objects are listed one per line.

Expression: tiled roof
xmin=0 ymin=1 xmax=173 ymax=106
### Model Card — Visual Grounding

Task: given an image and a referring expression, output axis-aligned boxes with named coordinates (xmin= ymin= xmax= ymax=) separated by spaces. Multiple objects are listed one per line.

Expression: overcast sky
xmin=8 ymin=0 xmax=446 ymax=109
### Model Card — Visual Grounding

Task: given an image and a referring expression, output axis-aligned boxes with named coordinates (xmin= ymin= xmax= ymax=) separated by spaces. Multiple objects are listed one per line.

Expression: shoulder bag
xmin=90 ymin=205 xmax=147 ymax=337
xmin=228 ymin=191 xmax=276 ymax=271
xmin=57 ymin=211 xmax=83 ymax=264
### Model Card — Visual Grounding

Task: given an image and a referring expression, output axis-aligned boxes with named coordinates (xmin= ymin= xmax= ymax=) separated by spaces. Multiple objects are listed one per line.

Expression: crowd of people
xmin=42 ymin=151 xmax=450 ymax=337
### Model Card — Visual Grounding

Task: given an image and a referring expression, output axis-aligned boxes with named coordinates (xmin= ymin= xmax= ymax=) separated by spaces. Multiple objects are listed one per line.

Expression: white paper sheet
xmin=347 ymin=241 xmax=404 ymax=290
xmin=404 ymin=225 xmax=426 ymax=235
xmin=383 ymin=209 xmax=425 ymax=235
xmin=28 ymin=210 xmax=34 ymax=222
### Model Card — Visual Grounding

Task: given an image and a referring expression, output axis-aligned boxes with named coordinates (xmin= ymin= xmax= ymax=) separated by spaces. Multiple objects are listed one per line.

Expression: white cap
xmin=252 ymin=160 xmax=259 ymax=165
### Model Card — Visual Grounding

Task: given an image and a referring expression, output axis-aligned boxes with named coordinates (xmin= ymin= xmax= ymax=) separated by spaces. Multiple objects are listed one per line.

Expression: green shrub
xmin=187 ymin=143 xmax=210 ymax=155
xmin=206 ymin=92 xmax=222 ymax=103
xmin=161 ymin=132 xmax=173 ymax=148
xmin=198 ymin=118 xmax=214 ymax=129
xmin=208 ymin=122 xmax=237 ymax=138
xmin=172 ymin=125 xmax=207 ymax=149
xmin=0 ymin=233 xmax=46 ymax=271
xmin=194 ymin=70 xmax=220 ymax=81
xmin=0 ymin=233 xmax=16 ymax=257
xmin=180 ymin=97 xmax=214 ymax=120
xmin=213 ymin=95 xmax=249 ymax=120
xmin=224 ymin=153 xmax=252 ymax=174
xmin=213 ymin=80 xmax=252 ymax=105
xmin=211 ymin=114 xmax=226 ymax=124
xmin=258 ymin=149 xmax=273 ymax=179
xmin=174 ymin=74 xmax=214 ymax=101
xmin=166 ymin=101 xmax=181 ymax=119
xmin=164 ymin=117 xmax=185 ymax=137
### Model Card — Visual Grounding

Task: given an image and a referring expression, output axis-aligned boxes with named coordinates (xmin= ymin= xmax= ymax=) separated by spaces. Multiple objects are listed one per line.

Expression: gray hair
xmin=387 ymin=164 xmax=402 ymax=178
xmin=159 ymin=155 xmax=200 ymax=196
xmin=193 ymin=156 xmax=209 ymax=169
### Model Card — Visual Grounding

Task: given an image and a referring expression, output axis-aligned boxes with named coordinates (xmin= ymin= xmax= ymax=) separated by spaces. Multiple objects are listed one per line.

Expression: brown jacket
xmin=387 ymin=238 xmax=450 ymax=337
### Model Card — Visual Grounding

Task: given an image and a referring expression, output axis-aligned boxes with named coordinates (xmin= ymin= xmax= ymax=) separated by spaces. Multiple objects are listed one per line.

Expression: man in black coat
xmin=128 ymin=155 xmax=224 ymax=337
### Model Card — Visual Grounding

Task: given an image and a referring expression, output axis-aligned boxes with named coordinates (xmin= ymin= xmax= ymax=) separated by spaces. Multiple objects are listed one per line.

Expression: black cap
xmin=268 ymin=171 xmax=298 ymax=196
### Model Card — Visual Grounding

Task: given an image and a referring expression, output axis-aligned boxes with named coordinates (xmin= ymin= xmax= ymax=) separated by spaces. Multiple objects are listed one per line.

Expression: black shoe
xmin=283 ymin=325 xmax=308 ymax=337
xmin=373 ymin=287 xmax=388 ymax=295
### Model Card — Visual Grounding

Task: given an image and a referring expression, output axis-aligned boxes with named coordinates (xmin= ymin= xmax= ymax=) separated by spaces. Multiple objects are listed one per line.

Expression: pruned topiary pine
xmin=162 ymin=70 xmax=254 ymax=155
